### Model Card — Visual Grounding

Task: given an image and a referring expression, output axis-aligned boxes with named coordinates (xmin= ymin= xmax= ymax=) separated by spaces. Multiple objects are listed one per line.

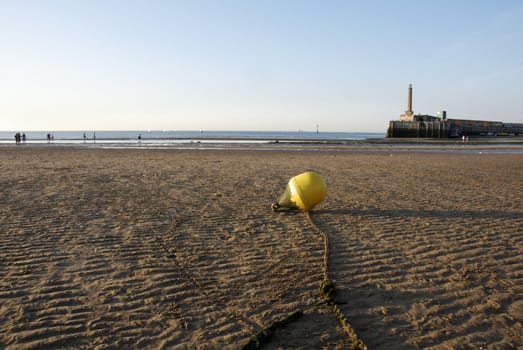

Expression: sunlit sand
xmin=1 ymin=147 xmax=521 ymax=349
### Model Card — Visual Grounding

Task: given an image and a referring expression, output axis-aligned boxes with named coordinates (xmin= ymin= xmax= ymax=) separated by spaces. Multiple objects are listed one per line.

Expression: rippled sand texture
xmin=0 ymin=147 xmax=521 ymax=349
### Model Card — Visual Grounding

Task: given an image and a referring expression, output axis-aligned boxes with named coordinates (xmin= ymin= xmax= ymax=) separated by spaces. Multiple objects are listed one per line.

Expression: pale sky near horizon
xmin=1 ymin=1 xmax=522 ymax=132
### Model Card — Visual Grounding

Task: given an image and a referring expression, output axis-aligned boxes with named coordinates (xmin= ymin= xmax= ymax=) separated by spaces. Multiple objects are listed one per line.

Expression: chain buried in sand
xmin=167 ymin=211 xmax=309 ymax=350
xmin=165 ymin=209 xmax=367 ymax=349
xmin=306 ymin=211 xmax=368 ymax=350
xmin=164 ymin=212 xmax=262 ymax=333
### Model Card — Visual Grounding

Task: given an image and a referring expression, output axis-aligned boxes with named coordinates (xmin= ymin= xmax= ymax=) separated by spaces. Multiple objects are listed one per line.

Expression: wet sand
xmin=0 ymin=147 xmax=521 ymax=349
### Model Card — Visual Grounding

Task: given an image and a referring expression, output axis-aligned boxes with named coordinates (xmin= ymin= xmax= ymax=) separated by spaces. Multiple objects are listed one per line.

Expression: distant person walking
xmin=22 ymin=133 xmax=26 ymax=142
xmin=14 ymin=132 xmax=21 ymax=144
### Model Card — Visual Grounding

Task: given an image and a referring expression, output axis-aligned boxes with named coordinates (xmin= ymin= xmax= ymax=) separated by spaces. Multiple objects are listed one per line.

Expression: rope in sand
xmin=306 ymin=211 xmax=368 ymax=350
xmin=165 ymin=209 xmax=367 ymax=349
xmin=241 ymin=210 xmax=368 ymax=349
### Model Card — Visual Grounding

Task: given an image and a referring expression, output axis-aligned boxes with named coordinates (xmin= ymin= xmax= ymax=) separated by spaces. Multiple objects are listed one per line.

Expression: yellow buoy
xmin=272 ymin=171 xmax=327 ymax=211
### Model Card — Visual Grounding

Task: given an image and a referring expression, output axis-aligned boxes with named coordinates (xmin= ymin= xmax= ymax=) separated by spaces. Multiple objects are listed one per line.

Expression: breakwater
xmin=387 ymin=118 xmax=523 ymax=138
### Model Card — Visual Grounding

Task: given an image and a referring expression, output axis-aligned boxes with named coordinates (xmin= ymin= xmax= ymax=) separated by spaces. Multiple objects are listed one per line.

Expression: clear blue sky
xmin=1 ymin=1 xmax=522 ymax=132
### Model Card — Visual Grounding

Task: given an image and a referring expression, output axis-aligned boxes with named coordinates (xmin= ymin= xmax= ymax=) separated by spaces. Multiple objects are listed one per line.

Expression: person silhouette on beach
xmin=22 ymin=133 xmax=26 ymax=142
xmin=14 ymin=132 xmax=21 ymax=144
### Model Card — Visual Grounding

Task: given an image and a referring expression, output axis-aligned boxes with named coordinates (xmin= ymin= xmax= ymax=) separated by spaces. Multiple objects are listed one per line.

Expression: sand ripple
xmin=1 ymin=148 xmax=521 ymax=349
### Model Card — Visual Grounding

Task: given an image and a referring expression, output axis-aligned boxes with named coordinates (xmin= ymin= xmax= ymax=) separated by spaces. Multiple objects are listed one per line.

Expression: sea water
xmin=0 ymin=130 xmax=385 ymax=145
xmin=2 ymin=130 xmax=522 ymax=154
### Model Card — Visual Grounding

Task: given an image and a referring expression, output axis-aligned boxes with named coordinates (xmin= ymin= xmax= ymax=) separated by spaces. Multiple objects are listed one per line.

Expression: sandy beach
xmin=0 ymin=146 xmax=521 ymax=349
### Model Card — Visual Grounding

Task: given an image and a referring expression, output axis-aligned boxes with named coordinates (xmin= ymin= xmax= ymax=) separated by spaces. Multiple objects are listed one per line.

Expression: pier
xmin=387 ymin=85 xmax=523 ymax=138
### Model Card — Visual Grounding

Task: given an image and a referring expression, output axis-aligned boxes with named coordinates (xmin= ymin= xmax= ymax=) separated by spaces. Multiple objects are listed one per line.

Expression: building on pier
xmin=387 ymin=85 xmax=523 ymax=138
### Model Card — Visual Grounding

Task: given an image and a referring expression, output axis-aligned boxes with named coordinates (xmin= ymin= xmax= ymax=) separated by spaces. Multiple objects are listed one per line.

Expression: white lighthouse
xmin=400 ymin=84 xmax=414 ymax=121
